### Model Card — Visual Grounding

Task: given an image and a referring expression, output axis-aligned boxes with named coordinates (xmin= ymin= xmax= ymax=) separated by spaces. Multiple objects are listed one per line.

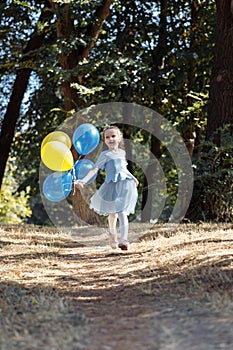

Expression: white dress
xmin=90 ymin=149 xmax=138 ymax=216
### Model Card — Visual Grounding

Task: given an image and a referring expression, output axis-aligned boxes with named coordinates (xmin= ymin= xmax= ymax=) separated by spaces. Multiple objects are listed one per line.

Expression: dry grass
xmin=0 ymin=225 xmax=87 ymax=350
xmin=138 ymin=223 xmax=233 ymax=308
xmin=0 ymin=222 xmax=233 ymax=349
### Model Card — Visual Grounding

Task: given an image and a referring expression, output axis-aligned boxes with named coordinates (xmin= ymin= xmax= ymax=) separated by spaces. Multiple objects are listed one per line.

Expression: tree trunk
xmin=72 ymin=186 xmax=102 ymax=226
xmin=121 ymin=103 xmax=134 ymax=174
xmin=50 ymin=0 xmax=113 ymax=111
xmin=49 ymin=0 xmax=113 ymax=225
xmin=141 ymin=135 xmax=162 ymax=222
xmin=141 ymin=0 xmax=167 ymax=222
xmin=206 ymin=0 xmax=233 ymax=144
xmin=184 ymin=0 xmax=200 ymax=158
xmin=0 ymin=0 xmax=53 ymax=189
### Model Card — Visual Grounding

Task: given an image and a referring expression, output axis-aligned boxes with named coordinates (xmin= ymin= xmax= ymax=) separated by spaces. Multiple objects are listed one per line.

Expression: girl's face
xmin=104 ymin=128 xmax=121 ymax=151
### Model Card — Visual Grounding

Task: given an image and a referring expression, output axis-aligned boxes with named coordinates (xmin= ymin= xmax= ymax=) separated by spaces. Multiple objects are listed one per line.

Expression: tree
xmin=0 ymin=0 xmax=218 ymax=224
xmin=48 ymin=0 xmax=113 ymax=224
xmin=0 ymin=0 xmax=114 ymax=225
xmin=206 ymin=0 xmax=233 ymax=144
xmin=141 ymin=0 xmax=168 ymax=221
xmin=48 ymin=0 xmax=113 ymax=111
xmin=186 ymin=0 xmax=233 ymax=222
xmin=0 ymin=0 xmax=53 ymax=188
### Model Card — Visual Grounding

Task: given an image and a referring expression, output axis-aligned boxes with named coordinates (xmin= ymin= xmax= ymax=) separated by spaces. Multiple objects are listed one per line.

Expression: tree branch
xmin=50 ymin=0 xmax=114 ymax=110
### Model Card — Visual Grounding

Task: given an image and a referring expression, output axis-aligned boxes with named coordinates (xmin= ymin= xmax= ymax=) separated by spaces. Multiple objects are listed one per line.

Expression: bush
xmin=0 ymin=158 xmax=32 ymax=224
xmin=188 ymin=131 xmax=233 ymax=222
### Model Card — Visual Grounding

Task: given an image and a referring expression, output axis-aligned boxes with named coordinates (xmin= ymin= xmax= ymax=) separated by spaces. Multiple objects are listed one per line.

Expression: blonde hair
xmin=102 ymin=125 xmax=124 ymax=149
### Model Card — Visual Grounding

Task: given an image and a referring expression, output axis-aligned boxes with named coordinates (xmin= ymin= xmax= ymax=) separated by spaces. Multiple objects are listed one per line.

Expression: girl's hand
xmin=74 ymin=179 xmax=85 ymax=188
xmin=134 ymin=178 xmax=139 ymax=187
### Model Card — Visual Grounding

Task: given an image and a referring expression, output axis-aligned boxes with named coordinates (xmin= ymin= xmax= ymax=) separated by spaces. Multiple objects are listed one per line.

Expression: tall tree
xmin=49 ymin=0 xmax=113 ymax=224
xmin=49 ymin=0 xmax=113 ymax=111
xmin=0 ymin=0 xmax=217 ymax=224
xmin=0 ymin=0 xmax=53 ymax=188
xmin=207 ymin=0 xmax=233 ymax=143
xmin=141 ymin=0 xmax=168 ymax=222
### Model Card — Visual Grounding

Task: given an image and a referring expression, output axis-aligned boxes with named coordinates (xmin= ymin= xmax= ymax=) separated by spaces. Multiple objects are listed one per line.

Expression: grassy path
xmin=0 ymin=223 xmax=233 ymax=349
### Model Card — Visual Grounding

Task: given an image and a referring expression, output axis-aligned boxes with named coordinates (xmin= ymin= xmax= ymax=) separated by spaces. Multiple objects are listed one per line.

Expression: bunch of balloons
xmin=41 ymin=123 xmax=100 ymax=202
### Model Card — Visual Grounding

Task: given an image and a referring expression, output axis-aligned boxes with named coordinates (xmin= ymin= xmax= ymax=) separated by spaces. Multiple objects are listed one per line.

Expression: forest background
xmin=0 ymin=0 xmax=232 ymax=226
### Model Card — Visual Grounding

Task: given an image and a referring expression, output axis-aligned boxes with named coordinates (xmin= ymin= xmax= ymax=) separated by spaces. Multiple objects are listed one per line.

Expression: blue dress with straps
xmin=90 ymin=148 xmax=138 ymax=215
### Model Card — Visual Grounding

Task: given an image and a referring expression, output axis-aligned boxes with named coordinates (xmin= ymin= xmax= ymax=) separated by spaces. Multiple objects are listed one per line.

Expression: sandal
xmin=118 ymin=240 xmax=130 ymax=251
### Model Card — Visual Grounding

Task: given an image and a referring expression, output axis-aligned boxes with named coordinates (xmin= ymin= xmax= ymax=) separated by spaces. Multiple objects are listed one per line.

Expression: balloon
xmin=41 ymin=131 xmax=71 ymax=150
xmin=73 ymin=123 xmax=100 ymax=155
xmin=73 ymin=159 xmax=97 ymax=184
xmin=43 ymin=171 xmax=72 ymax=202
xmin=41 ymin=141 xmax=74 ymax=171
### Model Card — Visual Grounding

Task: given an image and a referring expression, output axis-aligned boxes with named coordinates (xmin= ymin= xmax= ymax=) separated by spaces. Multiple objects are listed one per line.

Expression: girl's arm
xmin=132 ymin=175 xmax=139 ymax=187
xmin=74 ymin=167 xmax=99 ymax=186
xmin=128 ymin=171 xmax=139 ymax=187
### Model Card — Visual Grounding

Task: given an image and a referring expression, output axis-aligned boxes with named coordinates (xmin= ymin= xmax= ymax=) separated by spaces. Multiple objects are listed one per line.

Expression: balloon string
xmin=72 ymin=155 xmax=82 ymax=196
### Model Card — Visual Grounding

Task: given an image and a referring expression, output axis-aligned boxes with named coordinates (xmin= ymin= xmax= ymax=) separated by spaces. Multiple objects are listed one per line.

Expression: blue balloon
xmin=43 ymin=171 xmax=72 ymax=202
xmin=73 ymin=159 xmax=97 ymax=184
xmin=73 ymin=123 xmax=100 ymax=155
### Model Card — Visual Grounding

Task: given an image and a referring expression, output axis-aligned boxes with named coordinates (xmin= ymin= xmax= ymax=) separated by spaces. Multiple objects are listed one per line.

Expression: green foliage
xmin=188 ymin=129 xmax=233 ymax=222
xmin=2 ymin=0 xmax=229 ymax=224
xmin=178 ymin=91 xmax=208 ymax=131
xmin=0 ymin=158 xmax=32 ymax=224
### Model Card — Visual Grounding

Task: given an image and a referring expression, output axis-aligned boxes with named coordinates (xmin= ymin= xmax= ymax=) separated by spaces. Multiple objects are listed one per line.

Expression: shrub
xmin=0 ymin=158 xmax=32 ymax=224
xmin=188 ymin=131 xmax=233 ymax=222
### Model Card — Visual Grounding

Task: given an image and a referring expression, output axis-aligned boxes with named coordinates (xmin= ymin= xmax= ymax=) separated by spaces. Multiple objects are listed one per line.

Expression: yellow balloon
xmin=41 ymin=141 xmax=74 ymax=171
xmin=41 ymin=131 xmax=72 ymax=150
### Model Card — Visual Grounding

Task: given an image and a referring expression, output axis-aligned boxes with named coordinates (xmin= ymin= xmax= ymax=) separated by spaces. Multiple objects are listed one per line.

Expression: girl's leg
xmin=108 ymin=213 xmax=118 ymax=234
xmin=108 ymin=213 xmax=118 ymax=248
xmin=118 ymin=211 xmax=129 ymax=250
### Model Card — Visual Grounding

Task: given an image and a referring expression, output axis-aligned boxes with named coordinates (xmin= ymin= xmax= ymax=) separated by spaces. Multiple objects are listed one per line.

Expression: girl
xmin=75 ymin=125 xmax=139 ymax=250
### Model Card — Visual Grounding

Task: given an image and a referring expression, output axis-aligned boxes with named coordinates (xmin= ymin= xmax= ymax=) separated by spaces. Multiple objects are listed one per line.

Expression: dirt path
xmin=1 ymin=223 xmax=233 ymax=350
xmin=55 ymin=223 xmax=233 ymax=350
